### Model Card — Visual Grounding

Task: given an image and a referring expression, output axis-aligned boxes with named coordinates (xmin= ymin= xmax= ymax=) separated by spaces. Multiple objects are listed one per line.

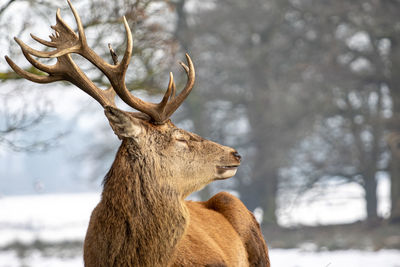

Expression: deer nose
xmin=232 ymin=151 xmax=242 ymax=162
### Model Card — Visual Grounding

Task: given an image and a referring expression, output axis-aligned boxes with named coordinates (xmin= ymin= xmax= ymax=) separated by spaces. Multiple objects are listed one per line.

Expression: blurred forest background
xmin=1 ymin=0 xmax=400 ymax=262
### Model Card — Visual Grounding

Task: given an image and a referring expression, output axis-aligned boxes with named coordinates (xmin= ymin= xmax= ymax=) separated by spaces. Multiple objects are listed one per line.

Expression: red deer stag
xmin=6 ymin=1 xmax=269 ymax=266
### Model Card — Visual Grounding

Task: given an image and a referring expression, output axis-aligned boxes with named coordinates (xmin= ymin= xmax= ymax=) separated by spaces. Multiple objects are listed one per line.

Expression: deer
xmin=5 ymin=1 xmax=269 ymax=266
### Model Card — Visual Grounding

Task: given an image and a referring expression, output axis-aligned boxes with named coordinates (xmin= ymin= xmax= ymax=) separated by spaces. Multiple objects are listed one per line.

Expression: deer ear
xmin=104 ymin=106 xmax=143 ymax=139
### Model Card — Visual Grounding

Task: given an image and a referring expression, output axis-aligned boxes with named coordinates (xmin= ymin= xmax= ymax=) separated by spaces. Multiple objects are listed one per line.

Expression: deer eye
xmin=172 ymin=131 xmax=189 ymax=143
xmin=176 ymin=136 xmax=189 ymax=143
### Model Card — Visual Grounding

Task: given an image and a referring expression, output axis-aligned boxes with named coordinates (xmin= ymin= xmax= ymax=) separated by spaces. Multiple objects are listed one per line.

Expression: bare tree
xmin=277 ymin=0 xmax=398 ymax=223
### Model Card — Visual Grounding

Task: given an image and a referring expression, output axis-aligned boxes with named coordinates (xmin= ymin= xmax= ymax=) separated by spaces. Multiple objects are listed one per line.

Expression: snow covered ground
xmin=0 ymin=193 xmax=99 ymax=246
xmin=0 ymin=251 xmax=83 ymax=267
xmin=277 ymin=175 xmax=391 ymax=227
xmin=270 ymin=249 xmax=400 ymax=267
xmin=0 ymin=192 xmax=399 ymax=267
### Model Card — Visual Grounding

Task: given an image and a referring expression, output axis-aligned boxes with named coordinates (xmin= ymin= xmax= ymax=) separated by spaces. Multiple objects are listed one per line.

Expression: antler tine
xmin=31 ymin=34 xmax=57 ymax=48
xmin=13 ymin=7 xmax=80 ymax=59
xmin=66 ymin=0 xmax=86 ymax=45
xmin=179 ymin=61 xmax=190 ymax=74
xmin=14 ymin=37 xmax=59 ymax=58
xmin=163 ymin=53 xmax=195 ymax=119
xmin=5 ymin=56 xmax=62 ymax=83
xmin=19 ymin=46 xmax=56 ymax=73
xmin=118 ymin=16 xmax=133 ymax=72
xmin=158 ymin=72 xmax=175 ymax=110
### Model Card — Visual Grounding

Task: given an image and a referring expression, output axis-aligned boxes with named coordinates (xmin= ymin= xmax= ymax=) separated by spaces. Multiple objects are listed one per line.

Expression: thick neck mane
xmin=100 ymin=140 xmax=188 ymax=266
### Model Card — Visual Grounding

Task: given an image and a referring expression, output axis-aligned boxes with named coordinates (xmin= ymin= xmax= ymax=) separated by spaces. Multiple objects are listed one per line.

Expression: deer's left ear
xmin=104 ymin=106 xmax=143 ymax=139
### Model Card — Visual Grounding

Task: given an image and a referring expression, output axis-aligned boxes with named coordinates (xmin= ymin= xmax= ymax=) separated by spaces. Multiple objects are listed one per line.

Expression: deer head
xmin=5 ymin=0 xmax=241 ymax=198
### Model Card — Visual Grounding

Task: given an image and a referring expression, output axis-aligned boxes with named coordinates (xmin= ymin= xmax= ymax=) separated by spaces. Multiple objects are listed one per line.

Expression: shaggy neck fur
xmin=101 ymin=139 xmax=188 ymax=267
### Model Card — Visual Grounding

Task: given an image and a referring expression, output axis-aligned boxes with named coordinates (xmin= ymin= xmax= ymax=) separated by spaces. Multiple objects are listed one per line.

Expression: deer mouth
xmin=217 ymin=165 xmax=239 ymax=171
xmin=215 ymin=165 xmax=239 ymax=180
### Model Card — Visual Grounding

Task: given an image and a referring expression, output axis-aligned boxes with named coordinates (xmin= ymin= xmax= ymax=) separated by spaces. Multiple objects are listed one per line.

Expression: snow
xmin=270 ymin=249 xmax=400 ymax=267
xmin=0 ymin=251 xmax=83 ymax=267
xmin=0 ymin=193 xmax=100 ymax=246
xmin=278 ymin=177 xmax=391 ymax=227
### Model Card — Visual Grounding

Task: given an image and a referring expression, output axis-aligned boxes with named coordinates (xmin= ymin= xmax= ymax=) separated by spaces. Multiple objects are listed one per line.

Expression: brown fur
xmin=83 ymin=108 xmax=269 ymax=266
xmin=84 ymin=140 xmax=187 ymax=266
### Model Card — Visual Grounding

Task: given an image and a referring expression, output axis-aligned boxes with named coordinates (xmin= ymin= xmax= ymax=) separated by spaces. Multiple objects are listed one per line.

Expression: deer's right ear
xmin=104 ymin=106 xmax=143 ymax=140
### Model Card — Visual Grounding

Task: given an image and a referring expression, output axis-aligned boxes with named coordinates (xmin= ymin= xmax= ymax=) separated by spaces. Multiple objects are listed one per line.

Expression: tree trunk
xmin=364 ymin=174 xmax=378 ymax=221
xmin=240 ymin=173 xmax=278 ymax=225
xmin=390 ymin=156 xmax=400 ymax=223
xmin=174 ymin=0 xmax=189 ymax=52
xmin=261 ymin=171 xmax=278 ymax=224
xmin=240 ymin=143 xmax=278 ymax=225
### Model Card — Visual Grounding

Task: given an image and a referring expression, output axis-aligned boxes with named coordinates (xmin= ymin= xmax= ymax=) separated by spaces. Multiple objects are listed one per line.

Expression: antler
xmin=5 ymin=0 xmax=195 ymax=124
xmin=114 ymin=54 xmax=195 ymax=123
xmin=5 ymin=0 xmax=120 ymax=107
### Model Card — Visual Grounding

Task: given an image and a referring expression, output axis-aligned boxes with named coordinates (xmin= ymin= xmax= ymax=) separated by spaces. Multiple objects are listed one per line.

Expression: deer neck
xmin=101 ymin=140 xmax=189 ymax=266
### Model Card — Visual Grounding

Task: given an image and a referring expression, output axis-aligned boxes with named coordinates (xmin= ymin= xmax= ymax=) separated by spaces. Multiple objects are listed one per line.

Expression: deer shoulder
xmin=204 ymin=192 xmax=269 ymax=267
xmin=170 ymin=193 xmax=269 ymax=267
